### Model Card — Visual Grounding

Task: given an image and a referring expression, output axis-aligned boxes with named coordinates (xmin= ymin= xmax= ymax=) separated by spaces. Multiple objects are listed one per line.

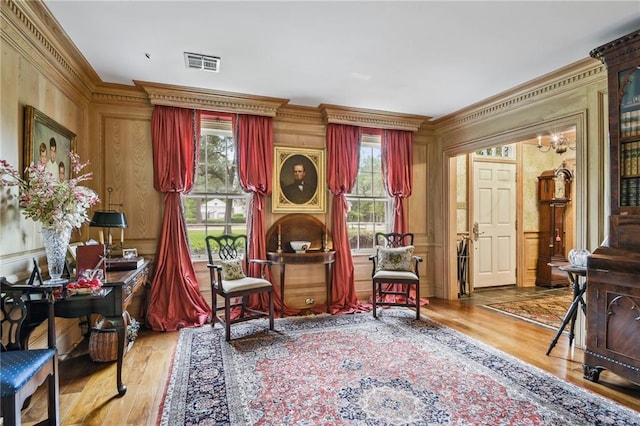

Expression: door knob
xmin=472 ymin=222 xmax=485 ymax=241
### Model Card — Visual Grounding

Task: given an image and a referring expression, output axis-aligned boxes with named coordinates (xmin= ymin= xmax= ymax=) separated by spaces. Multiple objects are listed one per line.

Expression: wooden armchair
xmin=0 ymin=278 xmax=59 ymax=426
xmin=370 ymin=232 xmax=423 ymax=319
xmin=205 ymin=235 xmax=274 ymax=341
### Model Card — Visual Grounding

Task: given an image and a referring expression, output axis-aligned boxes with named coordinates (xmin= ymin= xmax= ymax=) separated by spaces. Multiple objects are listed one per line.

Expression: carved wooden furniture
xmin=585 ymin=30 xmax=640 ymax=385
xmin=265 ymin=213 xmax=332 ymax=254
xmin=1 ymin=278 xmax=61 ymax=426
xmin=536 ymin=168 xmax=572 ymax=287
xmin=266 ymin=251 xmax=335 ymax=316
xmin=14 ymin=260 xmax=150 ymax=396
xmin=370 ymin=232 xmax=422 ymax=320
xmin=584 ymin=249 xmax=640 ymax=384
xmin=266 ymin=214 xmax=334 ymax=315
xmin=205 ymin=234 xmax=274 ymax=341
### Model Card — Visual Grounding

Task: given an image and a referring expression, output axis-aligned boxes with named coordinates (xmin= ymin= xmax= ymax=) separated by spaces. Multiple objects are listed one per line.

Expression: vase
xmin=41 ymin=226 xmax=72 ymax=283
xmin=568 ymin=248 xmax=590 ymax=268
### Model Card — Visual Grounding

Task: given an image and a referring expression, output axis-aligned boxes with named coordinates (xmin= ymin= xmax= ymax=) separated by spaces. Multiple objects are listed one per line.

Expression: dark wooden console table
xmin=267 ymin=251 xmax=335 ymax=316
xmin=6 ymin=259 xmax=150 ymax=396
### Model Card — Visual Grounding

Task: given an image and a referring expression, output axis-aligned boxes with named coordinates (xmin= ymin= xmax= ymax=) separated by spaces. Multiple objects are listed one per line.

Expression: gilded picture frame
xmin=24 ymin=105 xmax=77 ymax=182
xmin=273 ymin=146 xmax=325 ymax=213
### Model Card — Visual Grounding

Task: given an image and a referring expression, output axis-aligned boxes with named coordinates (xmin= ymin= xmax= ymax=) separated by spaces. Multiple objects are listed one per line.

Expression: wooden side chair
xmin=205 ymin=235 xmax=274 ymax=341
xmin=370 ymin=232 xmax=423 ymax=319
xmin=0 ymin=279 xmax=59 ymax=426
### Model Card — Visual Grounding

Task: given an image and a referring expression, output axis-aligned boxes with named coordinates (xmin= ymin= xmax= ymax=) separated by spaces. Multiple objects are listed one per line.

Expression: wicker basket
xmin=89 ymin=311 xmax=139 ymax=362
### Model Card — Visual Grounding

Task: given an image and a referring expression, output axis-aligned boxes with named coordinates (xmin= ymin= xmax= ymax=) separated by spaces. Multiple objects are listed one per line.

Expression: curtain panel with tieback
xmin=235 ymin=114 xmax=300 ymax=317
xmin=382 ymin=129 xmax=413 ymax=233
xmin=146 ymin=106 xmax=212 ymax=331
xmin=326 ymin=123 xmax=371 ymax=314
xmin=381 ymin=128 xmax=428 ymax=306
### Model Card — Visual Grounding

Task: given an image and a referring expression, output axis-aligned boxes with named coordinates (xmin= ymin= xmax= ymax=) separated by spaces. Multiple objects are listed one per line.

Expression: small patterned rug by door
xmin=158 ymin=309 xmax=638 ymax=425
xmin=483 ymin=294 xmax=574 ymax=330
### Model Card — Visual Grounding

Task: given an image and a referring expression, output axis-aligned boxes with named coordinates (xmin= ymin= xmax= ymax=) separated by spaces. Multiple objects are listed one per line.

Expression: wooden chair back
xmin=1 ymin=278 xmax=59 ymax=425
xmin=375 ymin=232 xmax=414 ymax=248
xmin=205 ymin=234 xmax=249 ymax=272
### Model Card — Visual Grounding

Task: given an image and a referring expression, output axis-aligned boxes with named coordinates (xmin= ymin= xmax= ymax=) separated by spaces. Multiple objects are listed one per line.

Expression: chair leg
xmin=211 ymin=290 xmax=218 ymax=328
xmin=372 ymin=281 xmax=378 ymax=318
xmin=48 ymin=358 xmax=60 ymax=426
xmin=268 ymin=290 xmax=274 ymax=331
xmin=1 ymin=396 xmax=20 ymax=426
xmin=240 ymin=295 xmax=248 ymax=318
xmin=225 ymin=297 xmax=231 ymax=342
xmin=415 ymin=282 xmax=420 ymax=320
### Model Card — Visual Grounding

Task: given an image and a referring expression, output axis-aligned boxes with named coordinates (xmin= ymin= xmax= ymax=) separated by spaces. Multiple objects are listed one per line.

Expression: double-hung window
xmin=185 ymin=119 xmax=248 ymax=258
xmin=345 ymin=135 xmax=392 ymax=252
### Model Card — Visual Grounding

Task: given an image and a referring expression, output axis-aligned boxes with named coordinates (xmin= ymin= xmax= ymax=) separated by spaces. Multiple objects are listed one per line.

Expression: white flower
xmin=0 ymin=152 xmax=100 ymax=233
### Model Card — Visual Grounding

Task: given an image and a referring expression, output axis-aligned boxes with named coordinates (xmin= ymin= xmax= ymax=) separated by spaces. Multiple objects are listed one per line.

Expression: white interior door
xmin=472 ymin=161 xmax=516 ymax=288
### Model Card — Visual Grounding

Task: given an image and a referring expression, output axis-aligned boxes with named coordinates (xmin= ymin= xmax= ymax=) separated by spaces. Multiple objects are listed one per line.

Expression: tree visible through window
xmin=345 ymin=136 xmax=391 ymax=251
xmin=185 ymin=121 xmax=248 ymax=257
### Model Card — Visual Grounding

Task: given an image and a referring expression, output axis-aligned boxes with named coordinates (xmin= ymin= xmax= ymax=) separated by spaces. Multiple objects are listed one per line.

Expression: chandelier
xmin=537 ymin=133 xmax=576 ymax=154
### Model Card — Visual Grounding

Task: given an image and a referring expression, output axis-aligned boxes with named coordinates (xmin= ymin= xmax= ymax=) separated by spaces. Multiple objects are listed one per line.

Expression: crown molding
xmin=319 ymin=104 xmax=428 ymax=132
xmin=590 ymin=29 xmax=640 ymax=65
xmin=2 ymin=0 xmax=99 ymax=101
xmin=434 ymin=58 xmax=604 ymax=132
xmin=134 ymin=81 xmax=289 ymax=117
xmin=276 ymin=105 xmax=323 ymax=123
xmin=92 ymin=82 xmax=151 ymax=106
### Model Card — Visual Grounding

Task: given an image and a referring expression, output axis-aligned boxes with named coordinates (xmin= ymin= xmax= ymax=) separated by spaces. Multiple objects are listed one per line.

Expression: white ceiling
xmin=43 ymin=1 xmax=640 ymax=119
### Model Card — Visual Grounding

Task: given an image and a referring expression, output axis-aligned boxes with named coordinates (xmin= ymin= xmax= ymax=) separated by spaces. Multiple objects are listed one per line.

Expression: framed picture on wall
xmin=273 ymin=146 xmax=326 ymax=213
xmin=23 ymin=105 xmax=77 ymax=182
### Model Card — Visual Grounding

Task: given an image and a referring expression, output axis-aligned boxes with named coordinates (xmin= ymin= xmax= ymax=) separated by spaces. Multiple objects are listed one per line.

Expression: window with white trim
xmin=185 ymin=119 xmax=248 ymax=258
xmin=345 ymin=135 xmax=392 ymax=252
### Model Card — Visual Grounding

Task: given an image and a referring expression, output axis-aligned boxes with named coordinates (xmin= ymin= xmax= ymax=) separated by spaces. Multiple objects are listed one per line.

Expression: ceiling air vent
xmin=184 ymin=52 xmax=220 ymax=72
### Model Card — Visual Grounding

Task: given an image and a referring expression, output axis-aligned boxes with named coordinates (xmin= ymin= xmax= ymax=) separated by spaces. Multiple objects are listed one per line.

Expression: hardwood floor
xmin=21 ymin=294 xmax=639 ymax=425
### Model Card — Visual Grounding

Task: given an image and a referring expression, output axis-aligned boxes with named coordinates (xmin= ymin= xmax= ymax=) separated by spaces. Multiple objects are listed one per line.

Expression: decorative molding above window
xmin=134 ymin=81 xmax=288 ymax=117
xmin=319 ymin=104 xmax=429 ymax=132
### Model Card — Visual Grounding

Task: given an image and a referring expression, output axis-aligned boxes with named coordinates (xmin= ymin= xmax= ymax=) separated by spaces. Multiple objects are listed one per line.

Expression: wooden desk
xmin=10 ymin=260 xmax=150 ymax=396
xmin=267 ymin=251 xmax=335 ymax=316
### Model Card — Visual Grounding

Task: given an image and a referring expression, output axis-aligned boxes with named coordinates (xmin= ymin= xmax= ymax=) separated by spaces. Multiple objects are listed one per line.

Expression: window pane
xmin=372 ymin=171 xmax=386 ymax=197
xmin=189 ymin=124 xmax=247 ymax=258
xmin=345 ymin=139 xmax=391 ymax=252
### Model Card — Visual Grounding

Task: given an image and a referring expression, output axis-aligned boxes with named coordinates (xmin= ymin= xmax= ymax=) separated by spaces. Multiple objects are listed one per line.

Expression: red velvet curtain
xmin=382 ymin=129 xmax=413 ymax=233
xmin=381 ymin=128 xmax=427 ymax=306
xmin=146 ymin=106 xmax=211 ymax=331
xmin=235 ymin=114 xmax=297 ymax=316
xmin=326 ymin=124 xmax=369 ymax=313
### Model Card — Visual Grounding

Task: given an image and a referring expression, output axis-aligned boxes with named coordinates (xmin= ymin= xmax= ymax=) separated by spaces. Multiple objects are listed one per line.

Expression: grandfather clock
xmin=536 ymin=166 xmax=573 ymax=287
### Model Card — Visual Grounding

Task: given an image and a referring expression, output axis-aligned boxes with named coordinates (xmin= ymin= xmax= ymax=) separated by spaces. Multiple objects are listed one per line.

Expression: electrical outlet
xmin=305 ymin=298 xmax=314 ymax=305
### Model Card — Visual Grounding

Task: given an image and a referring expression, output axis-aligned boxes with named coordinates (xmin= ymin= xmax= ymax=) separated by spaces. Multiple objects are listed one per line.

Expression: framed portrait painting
xmin=23 ymin=105 xmax=77 ymax=182
xmin=273 ymin=146 xmax=325 ymax=213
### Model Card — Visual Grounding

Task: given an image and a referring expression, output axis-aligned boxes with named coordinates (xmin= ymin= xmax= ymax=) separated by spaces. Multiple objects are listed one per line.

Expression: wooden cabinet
xmin=583 ymin=248 xmax=640 ymax=385
xmin=536 ymin=169 xmax=571 ymax=287
xmin=585 ymin=30 xmax=640 ymax=385
xmin=592 ymin=30 xmax=640 ymax=245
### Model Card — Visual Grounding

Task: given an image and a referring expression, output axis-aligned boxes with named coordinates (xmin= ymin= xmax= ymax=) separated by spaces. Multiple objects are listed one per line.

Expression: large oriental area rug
xmin=158 ymin=310 xmax=638 ymax=425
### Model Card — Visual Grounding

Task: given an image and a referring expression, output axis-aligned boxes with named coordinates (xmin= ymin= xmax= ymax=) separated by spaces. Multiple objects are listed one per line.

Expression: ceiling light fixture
xmin=537 ymin=133 xmax=576 ymax=154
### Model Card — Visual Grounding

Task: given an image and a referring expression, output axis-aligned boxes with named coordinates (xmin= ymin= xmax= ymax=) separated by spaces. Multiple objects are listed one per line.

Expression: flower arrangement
xmin=0 ymin=152 xmax=100 ymax=233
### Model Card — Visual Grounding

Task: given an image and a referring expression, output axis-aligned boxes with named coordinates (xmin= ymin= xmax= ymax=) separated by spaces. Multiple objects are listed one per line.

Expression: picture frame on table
xmin=66 ymin=242 xmax=84 ymax=269
xmin=23 ymin=105 xmax=77 ymax=182
xmin=122 ymin=248 xmax=138 ymax=259
xmin=273 ymin=146 xmax=325 ymax=213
